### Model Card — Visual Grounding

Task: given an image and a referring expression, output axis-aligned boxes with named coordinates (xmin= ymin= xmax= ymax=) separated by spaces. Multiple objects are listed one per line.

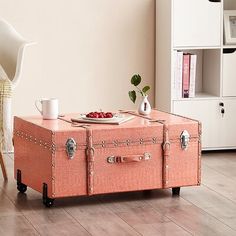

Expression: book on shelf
xmin=189 ymin=54 xmax=197 ymax=98
xmin=172 ymin=51 xmax=178 ymax=99
xmin=182 ymin=53 xmax=191 ymax=98
xmin=173 ymin=51 xmax=183 ymax=99
xmin=173 ymin=51 xmax=197 ymax=99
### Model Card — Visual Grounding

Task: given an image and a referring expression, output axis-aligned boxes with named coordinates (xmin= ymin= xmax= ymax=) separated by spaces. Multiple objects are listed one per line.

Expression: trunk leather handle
xmin=107 ymin=152 xmax=151 ymax=164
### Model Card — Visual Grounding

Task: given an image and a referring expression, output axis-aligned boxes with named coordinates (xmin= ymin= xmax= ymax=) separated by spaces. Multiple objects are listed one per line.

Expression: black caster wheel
xmin=172 ymin=187 xmax=180 ymax=196
xmin=17 ymin=183 xmax=27 ymax=193
xmin=43 ymin=198 xmax=55 ymax=208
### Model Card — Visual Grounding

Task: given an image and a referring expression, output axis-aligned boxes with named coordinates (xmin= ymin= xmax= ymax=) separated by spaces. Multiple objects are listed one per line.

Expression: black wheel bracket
xmin=42 ymin=183 xmax=55 ymax=207
xmin=16 ymin=169 xmax=27 ymax=193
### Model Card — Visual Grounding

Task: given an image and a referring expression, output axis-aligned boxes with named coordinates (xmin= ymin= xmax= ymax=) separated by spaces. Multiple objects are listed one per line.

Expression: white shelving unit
xmin=156 ymin=0 xmax=236 ymax=150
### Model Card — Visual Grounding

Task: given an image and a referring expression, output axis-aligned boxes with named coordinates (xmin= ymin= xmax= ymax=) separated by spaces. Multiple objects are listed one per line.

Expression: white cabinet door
xmin=222 ymin=49 xmax=236 ymax=96
xmin=173 ymin=0 xmax=221 ymax=47
xmin=219 ymin=99 xmax=236 ymax=147
xmin=173 ymin=100 xmax=221 ymax=149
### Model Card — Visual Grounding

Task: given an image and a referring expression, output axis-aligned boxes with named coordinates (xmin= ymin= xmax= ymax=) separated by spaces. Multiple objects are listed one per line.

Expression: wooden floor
xmin=1 ymin=152 xmax=236 ymax=236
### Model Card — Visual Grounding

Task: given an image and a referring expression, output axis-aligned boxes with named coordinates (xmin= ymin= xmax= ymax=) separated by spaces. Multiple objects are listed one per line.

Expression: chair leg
xmin=0 ymin=152 xmax=8 ymax=180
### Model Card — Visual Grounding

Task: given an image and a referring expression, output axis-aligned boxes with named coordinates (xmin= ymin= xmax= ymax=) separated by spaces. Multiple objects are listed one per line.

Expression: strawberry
xmin=105 ymin=112 xmax=113 ymax=118
xmin=98 ymin=112 xmax=104 ymax=118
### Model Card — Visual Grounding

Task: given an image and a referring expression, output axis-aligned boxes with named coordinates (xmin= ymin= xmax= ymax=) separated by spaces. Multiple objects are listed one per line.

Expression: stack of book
xmin=173 ymin=51 xmax=197 ymax=99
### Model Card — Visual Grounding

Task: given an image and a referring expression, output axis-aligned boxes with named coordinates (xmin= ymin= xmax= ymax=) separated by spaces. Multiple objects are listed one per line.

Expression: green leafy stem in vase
xmin=128 ymin=74 xmax=150 ymax=103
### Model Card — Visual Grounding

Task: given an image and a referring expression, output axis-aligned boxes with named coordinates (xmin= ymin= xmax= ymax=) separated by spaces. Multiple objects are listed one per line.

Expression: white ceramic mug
xmin=35 ymin=98 xmax=59 ymax=120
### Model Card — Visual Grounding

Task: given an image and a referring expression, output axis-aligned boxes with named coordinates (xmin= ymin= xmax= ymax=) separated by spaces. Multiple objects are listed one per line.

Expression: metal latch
xmin=180 ymin=130 xmax=190 ymax=150
xmin=66 ymin=138 xmax=77 ymax=159
xmin=143 ymin=152 xmax=151 ymax=160
xmin=107 ymin=156 xmax=116 ymax=164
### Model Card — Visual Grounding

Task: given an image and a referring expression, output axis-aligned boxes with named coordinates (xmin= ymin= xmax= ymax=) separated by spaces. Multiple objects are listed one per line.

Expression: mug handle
xmin=35 ymin=100 xmax=43 ymax=115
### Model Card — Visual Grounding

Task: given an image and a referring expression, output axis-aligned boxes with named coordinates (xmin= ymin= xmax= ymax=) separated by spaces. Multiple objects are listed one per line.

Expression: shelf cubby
xmin=173 ymin=49 xmax=221 ymax=100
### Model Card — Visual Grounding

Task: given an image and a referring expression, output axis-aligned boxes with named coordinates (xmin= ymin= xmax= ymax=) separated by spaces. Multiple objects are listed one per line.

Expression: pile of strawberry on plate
xmin=86 ymin=111 xmax=113 ymax=119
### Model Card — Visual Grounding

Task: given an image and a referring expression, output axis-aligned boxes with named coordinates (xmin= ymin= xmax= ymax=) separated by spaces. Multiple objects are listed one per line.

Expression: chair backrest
xmin=0 ymin=18 xmax=32 ymax=88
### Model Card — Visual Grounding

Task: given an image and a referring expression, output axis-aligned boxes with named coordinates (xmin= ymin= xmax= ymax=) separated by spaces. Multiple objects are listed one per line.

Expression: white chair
xmin=0 ymin=18 xmax=34 ymax=180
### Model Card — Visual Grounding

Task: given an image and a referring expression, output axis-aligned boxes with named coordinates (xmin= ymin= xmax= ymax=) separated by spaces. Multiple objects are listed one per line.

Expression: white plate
xmin=80 ymin=114 xmax=119 ymax=121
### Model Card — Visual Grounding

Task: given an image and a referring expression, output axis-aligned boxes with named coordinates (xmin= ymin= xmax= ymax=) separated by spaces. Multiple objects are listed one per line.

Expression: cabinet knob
xmin=219 ymin=102 xmax=224 ymax=107
xmin=208 ymin=0 xmax=221 ymax=2
xmin=221 ymin=108 xmax=225 ymax=114
xmin=223 ymin=49 xmax=236 ymax=54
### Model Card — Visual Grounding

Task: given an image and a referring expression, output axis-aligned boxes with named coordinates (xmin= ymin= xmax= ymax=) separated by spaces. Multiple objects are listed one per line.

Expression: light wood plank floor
xmin=1 ymin=152 xmax=236 ymax=236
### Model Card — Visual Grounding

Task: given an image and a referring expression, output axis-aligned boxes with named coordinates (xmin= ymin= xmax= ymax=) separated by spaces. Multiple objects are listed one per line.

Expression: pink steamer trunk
xmin=14 ymin=110 xmax=201 ymax=207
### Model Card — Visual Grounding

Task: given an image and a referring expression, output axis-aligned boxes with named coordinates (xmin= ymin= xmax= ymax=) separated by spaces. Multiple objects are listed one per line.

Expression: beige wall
xmin=1 ymin=0 xmax=155 ymax=115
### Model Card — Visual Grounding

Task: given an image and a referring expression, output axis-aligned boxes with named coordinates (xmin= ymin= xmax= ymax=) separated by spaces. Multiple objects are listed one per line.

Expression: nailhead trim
xmin=15 ymin=130 xmax=54 ymax=152
xmin=14 ymin=130 xmax=161 ymax=151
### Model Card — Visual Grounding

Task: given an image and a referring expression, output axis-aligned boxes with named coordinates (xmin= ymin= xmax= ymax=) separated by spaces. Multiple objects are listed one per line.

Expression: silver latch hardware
xmin=66 ymin=138 xmax=77 ymax=159
xmin=180 ymin=130 xmax=190 ymax=150
xmin=107 ymin=156 xmax=116 ymax=164
xmin=143 ymin=152 xmax=151 ymax=160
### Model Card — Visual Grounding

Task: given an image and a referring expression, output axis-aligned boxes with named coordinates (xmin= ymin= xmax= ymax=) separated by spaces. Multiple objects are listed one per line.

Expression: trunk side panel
xmin=14 ymin=117 xmax=53 ymax=197
xmin=93 ymin=144 xmax=163 ymax=194
xmin=54 ymin=130 xmax=87 ymax=197
xmin=156 ymin=110 xmax=201 ymax=188
xmin=167 ymin=140 xmax=199 ymax=187
xmin=92 ymin=125 xmax=163 ymax=194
